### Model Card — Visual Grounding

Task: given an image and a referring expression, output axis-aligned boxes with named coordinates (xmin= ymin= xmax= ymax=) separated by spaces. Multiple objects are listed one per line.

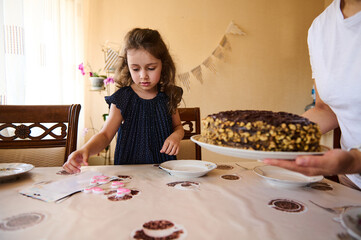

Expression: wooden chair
xmin=178 ymin=107 xmax=201 ymax=160
xmin=0 ymin=104 xmax=81 ymax=167
xmin=322 ymin=127 xmax=341 ymax=183
xmin=325 ymin=127 xmax=341 ymax=182
xmin=333 ymin=127 xmax=341 ymax=149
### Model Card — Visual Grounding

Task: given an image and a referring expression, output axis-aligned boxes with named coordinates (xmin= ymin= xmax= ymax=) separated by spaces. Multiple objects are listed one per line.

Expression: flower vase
xmin=89 ymin=77 xmax=105 ymax=91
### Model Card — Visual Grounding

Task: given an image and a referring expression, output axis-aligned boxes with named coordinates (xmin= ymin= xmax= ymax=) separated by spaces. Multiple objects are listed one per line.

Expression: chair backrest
xmin=0 ymin=104 xmax=81 ymax=167
xmin=178 ymin=107 xmax=201 ymax=160
xmin=333 ymin=127 xmax=341 ymax=149
xmin=325 ymin=127 xmax=341 ymax=183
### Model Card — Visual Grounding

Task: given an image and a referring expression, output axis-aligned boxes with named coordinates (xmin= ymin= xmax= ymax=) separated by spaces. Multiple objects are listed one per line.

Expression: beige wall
xmin=83 ymin=0 xmax=327 ymax=164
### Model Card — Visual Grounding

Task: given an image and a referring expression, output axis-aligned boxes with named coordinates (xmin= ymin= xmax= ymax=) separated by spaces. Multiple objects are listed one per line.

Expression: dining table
xmin=1 ymin=160 xmax=361 ymax=240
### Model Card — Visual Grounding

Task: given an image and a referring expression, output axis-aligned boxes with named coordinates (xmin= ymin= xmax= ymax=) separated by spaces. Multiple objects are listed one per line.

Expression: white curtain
xmin=1 ymin=0 xmax=84 ymax=106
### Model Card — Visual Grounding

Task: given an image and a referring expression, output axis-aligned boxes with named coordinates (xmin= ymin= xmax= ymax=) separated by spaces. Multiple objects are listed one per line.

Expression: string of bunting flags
xmin=177 ymin=21 xmax=245 ymax=91
xmin=101 ymin=21 xmax=245 ymax=91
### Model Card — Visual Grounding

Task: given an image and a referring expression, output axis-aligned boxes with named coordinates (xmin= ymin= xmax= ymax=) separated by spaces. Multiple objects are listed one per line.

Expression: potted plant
xmin=78 ymin=63 xmax=108 ymax=91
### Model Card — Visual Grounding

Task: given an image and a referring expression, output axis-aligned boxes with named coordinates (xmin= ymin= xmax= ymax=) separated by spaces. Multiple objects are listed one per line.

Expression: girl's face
xmin=127 ymin=48 xmax=162 ymax=94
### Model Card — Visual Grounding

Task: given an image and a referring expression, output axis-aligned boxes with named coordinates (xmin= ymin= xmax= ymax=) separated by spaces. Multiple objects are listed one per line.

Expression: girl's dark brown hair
xmin=114 ymin=28 xmax=182 ymax=114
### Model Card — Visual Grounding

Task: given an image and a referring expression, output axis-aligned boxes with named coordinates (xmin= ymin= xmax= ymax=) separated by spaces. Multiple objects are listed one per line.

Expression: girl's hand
xmin=263 ymin=149 xmax=360 ymax=176
xmin=63 ymin=150 xmax=89 ymax=174
xmin=160 ymin=135 xmax=181 ymax=155
xmin=160 ymin=109 xmax=184 ymax=156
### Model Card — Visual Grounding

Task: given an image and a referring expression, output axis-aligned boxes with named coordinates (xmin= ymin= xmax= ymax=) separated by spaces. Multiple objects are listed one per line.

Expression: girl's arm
xmin=160 ymin=109 xmax=185 ymax=155
xmin=83 ymin=104 xmax=123 ymax=155
xmin=63 ymin=104 xmax=122 ymax=173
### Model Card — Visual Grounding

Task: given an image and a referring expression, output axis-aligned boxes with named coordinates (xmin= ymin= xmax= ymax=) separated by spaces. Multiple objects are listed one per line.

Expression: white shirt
xmin=308 ymin=0 xmax=361 ymax=188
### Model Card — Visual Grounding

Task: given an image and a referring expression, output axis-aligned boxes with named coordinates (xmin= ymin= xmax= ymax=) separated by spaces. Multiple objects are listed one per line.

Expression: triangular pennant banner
xmin=202 ymin=57 xmax=217 ymax=74
xmin=212 ymin=46 xmax=225 ymax=60
xmin=191 ymin=65 xmax=203 ymax=83
xmin=226 ymin=21 xmax=246 ymax=35
xmin=177 ymin=72 xmax=191 ymax=91
xmin=219 ymin=36 xmax=231 ymax=50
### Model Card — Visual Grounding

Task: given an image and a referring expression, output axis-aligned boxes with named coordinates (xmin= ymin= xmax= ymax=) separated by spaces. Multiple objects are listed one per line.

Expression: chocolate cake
xmin=201 ymin=110 xmax=321 ymax=152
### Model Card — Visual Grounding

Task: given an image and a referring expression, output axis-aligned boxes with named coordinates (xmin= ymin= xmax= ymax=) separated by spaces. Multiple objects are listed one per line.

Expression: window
xmin=0 ymin=0 xmax=84 ymax=105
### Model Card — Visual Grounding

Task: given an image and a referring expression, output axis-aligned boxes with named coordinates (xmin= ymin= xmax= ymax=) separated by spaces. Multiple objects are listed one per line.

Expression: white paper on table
xmin=19 ymin=171 xmax=102 ymax=202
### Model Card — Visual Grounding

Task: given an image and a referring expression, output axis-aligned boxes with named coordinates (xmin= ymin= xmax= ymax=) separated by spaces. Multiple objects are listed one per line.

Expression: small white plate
xmin=191 ymin=135 xmax=327 ymax=160
xmin=0 ymin=163 xmax=34 ymax=181
xmin=341 ymin=207 xmax=361 ymax=240
xmin=159 ymin=160 xmax=217 ymax=178
xmin=253 ymin=165 xmax=323 ymax=187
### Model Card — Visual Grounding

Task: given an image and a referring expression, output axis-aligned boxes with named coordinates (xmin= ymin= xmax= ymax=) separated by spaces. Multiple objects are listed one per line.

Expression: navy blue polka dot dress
xmin=105 ymin=86 xmax=176 ymax=165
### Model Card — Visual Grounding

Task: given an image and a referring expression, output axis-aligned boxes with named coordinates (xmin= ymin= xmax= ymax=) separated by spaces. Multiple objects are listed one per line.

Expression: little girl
xmin=63 ymin=28 xmax=184 ymax=173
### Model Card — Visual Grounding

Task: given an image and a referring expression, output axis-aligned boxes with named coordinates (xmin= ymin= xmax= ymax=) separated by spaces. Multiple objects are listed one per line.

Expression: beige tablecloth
xmin=1 ymin=161 xmax=361 ymax=240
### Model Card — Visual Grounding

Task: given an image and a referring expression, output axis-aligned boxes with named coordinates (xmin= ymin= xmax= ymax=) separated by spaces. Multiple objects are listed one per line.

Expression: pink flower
xmin=82 ymin=128 xmax=89 ymax=137
xmin=78 ymin=62 xmax=104 ymax=78
xmin=104 ymin=77 xmax=114 ymax=85
xmin=78 ymin=63 xmax=85 ymax=76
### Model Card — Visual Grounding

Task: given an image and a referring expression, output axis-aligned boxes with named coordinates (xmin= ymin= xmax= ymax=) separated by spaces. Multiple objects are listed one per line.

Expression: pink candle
xmin=83 ymin=187 xmax=93 ymax=194
xmin=116 ymin=188 xmax=131 ymax=197
xmin=92 ymin=187 xmax=104 ymax=194
xmin=111 ymin=181 xmax=125 ymax=188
